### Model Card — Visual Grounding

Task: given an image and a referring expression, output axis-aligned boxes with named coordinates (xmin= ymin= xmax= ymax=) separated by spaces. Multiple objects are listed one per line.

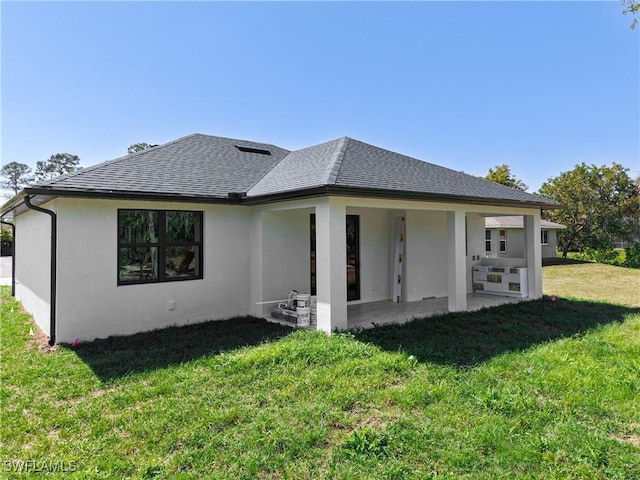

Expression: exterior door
xmin=310 ymin=214 xmax=360 ymax=301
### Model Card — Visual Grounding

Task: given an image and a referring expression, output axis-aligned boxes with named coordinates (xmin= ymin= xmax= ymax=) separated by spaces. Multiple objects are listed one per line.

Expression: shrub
xmin=577 ymin=243 xmax=618 ymax=265
xmin=624 ymin=242 xmax=640 ymax=269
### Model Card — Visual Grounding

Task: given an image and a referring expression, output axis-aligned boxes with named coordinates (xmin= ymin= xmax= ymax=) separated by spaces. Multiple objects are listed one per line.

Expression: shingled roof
xmin=30 ymin=134 xmax=289 ymax=199
xmin=7 ymin=133 xmax=559 ymax=210
xmin=247 ymin=137 xmax=555 ymax=206
xmin=485 ymin=216 xmax=566 ymax=229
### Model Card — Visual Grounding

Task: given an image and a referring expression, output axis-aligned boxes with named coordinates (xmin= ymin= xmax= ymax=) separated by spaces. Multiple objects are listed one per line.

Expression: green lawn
xmin=1 ymin=263 xmax=639 ymax=479
xmin=543 ymin=261 xmax=640 ymax=307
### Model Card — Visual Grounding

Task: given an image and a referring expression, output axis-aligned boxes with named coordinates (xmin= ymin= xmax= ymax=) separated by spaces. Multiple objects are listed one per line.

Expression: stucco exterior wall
xmin=541 ymin=229 xmax=558 ymax=259
xmin=486 ymin=228 xmax=525 ymax=259
xmin=404 ymin=210 xmax=448 ymax=301
xmin=261 ymin=208 xmax=313 ymax=304
xmin=54 ymin=198 xmax=253 ymax=342
xmin=465 ymin=213 xmax=486 ymax=292
xmin=12 ymin=193 xmax=546 ymax=342
xmin=487 ymin=227 xmax=558 ymax=260
xmin=14 ymin=200 xmax=57 ymax=336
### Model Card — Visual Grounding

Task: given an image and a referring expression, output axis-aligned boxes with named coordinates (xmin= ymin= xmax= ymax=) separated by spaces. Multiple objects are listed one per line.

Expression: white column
xmin=524 ymin=214 xmax=543 ymax=299
xmin=447 ymin=210 xmax=467 ymax=312
xmin=315 ymin=198 xmax=348 ymax=333
xmin=249 ymin=209 xmax=264 ymax=317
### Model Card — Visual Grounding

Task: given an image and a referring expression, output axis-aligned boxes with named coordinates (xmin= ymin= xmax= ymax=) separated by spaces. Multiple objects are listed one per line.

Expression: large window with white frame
xmin=118 ymin=209 xmax=203 ymax=285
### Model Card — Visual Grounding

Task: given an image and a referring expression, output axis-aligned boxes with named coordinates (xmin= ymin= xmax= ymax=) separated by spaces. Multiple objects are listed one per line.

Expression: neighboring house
xmin=485 ymin=216 xmax=566 ymax=259
xmin=0 ymin=134 xmax=559 ymax=344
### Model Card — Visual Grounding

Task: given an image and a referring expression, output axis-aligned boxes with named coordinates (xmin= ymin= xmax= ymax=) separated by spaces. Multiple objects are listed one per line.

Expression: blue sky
xmin=2 ymin=1 xmax=638 ymax=193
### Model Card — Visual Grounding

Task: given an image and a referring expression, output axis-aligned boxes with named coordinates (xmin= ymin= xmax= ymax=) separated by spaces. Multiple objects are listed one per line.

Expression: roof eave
xmin=244 ymin=185 xmax=561 ymax=209
xmin=0 ymin=191 xmax=28 ymax=218
xmin=6 ymin=185 xmax=561 ymax=213
xmin=18 ymin=187 xmax=244 ymax=206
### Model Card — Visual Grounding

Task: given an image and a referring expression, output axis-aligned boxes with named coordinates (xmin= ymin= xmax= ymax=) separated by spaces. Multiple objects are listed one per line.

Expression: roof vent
xmin=235 ymin=145 xmax=271 ymax=155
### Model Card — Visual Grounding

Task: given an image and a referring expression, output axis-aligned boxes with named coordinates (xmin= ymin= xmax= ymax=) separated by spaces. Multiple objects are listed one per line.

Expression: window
xmin=541 ymin=229 xmax=549 ymax=245
xmin=118 ymin=209 xmax=203 ymax=285
xmin=499 ymin=229 xmax=507 ymax=253
xmin=485 ymin=229 xmax=492 ymax=252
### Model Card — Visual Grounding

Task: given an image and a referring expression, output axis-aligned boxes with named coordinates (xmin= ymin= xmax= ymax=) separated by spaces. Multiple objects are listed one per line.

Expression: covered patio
xmin=252 ymin=195 xmax=543 ymax=333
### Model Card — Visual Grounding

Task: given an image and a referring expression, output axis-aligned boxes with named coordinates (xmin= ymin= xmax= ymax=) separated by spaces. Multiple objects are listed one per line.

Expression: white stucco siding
xmin=261 ymin=208 xmax=313 ymax=305
xmin=486 ymin=228 xmax=525 ymax=259
xmin=504 ymin=229 xmax=525 ymax=258
xmin=465 ymin=213 xmax=486 ymax=292
xmin=14 ymin=200 xmax=58 ymax=336
xmin=404 ymin=210 xmax=449 ymax=301
xmin=346 ymin=207 xmax=394 ymax=304
xmin=54 ymin=198 xmax=253 ymax=342
xmin=541 ymin=229 xmax=558 ymax=259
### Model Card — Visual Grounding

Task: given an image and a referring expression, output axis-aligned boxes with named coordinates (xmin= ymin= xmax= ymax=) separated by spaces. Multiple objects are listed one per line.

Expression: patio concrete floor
xmin=347 ymin=293 xmax=528 ymax=330
xmin=267 ymin=293 xmax=529 ymax=330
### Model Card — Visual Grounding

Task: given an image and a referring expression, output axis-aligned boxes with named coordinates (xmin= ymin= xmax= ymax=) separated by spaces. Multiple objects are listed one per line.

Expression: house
xmin=484 ymin=216 xmax=566 ymax=260
xmin=0 ymin=134 xmax=559 ymax=345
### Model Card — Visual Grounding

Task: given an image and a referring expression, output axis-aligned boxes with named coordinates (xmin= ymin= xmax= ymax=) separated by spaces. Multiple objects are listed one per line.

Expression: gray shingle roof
xmin=33 ymin=134 xmax=289 ymax=198
xmin=248 ymin=137 xmax=557 ymax=206
xmin=24 ymin=133 xmax=559 ymax=208
xmin=485 ymin=216 xmax=566 ymax=229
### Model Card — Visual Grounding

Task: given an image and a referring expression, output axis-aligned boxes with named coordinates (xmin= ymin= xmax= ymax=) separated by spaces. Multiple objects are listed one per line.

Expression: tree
xmin=484 ymin=164 xmax=528 ymax=191
xmin=34 ymin=153 xmax=80 ymax=181
xmin=621 ymin=0 xmax=639 ymax=29
xmin=1 ymin=162 xmax=34 ymax=195
xmin=537 ymin=163 xmax=640 ymax=257
xmin=127 ymin=143 xmax=155 ymax=154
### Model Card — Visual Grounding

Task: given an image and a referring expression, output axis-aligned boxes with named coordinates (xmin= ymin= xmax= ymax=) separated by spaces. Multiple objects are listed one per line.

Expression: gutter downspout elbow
xmin=24 ymin=196 xmax=57 ymax=346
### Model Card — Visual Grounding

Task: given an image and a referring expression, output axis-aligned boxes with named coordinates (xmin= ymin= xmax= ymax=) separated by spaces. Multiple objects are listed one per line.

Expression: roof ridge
xmin=323 ymin=137 xmax=350 ymax=185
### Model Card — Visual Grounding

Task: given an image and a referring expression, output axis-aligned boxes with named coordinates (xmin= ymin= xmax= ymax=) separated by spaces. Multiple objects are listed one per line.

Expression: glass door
xmin=309 ymin=214 xmax=360 ymax=301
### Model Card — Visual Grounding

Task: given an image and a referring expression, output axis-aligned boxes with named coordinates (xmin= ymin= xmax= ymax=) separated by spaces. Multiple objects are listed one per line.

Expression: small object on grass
xmin=551 ymin=296 xmax=557 ymax=302
xmin=29 ymin=327 xmax=34 ymax=336
xmin=71 ymin=338 xmax=79 ymax=348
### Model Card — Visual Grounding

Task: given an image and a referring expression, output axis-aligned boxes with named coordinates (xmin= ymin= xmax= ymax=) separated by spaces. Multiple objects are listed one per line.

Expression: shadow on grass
xmin=542 ymin=257 xmax=591 ymax=266
xmin=71 ymin=317 xmax=292 ymax=381
xmin=354 ymin=297 xmax=640 ymax=367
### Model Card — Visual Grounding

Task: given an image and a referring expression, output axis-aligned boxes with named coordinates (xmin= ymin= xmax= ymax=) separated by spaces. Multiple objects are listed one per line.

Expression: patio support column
xmin=524 ymin=214 xmax=543 ymax=299
xmin=447 ymin=210 xmax=467 ymax=312
xmin=315 ymin=198 xmax=348 ymax=333
xmin=249 ymin=209 xmax=264 ymax=317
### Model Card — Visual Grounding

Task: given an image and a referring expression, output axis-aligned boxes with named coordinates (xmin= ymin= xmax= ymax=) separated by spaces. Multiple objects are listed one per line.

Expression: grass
xmin=1 ymin=263 xmax=639 ymax=479
xmin=543 ymin=261 xmax=640 ymax=307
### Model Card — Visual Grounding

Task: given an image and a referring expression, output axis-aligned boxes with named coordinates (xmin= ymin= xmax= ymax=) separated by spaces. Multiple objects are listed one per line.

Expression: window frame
xmin=499 ymin=229 xmax=507 ymax=253
xmin=485 ymin=229 xmax=492 ymax=252
xmin=117 ymin=209 xmax=203 ymax=285
xmin=541 ymin=229 xmax=549 ymax=245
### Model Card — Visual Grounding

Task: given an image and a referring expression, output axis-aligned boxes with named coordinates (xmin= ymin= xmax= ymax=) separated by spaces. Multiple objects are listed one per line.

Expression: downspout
xmin=24 ymin=196 xmax=57 ymax=346
xmin=0 ymin=219 xmax=15 ymax=296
